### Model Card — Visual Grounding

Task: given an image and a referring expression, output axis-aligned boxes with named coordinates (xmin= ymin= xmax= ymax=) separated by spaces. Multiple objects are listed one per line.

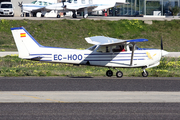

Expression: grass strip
xmin=0 ymin=19 xmax=180 ymax=51
xmin=0 ymin=55 xmax=179 ymax=77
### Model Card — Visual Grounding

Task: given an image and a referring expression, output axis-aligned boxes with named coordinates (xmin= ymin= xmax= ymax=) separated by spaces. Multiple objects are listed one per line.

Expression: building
xmin=114 ymin=0 xmax=179 ymax=16
xmin=0 ymin=0 xmax=179 ymax=17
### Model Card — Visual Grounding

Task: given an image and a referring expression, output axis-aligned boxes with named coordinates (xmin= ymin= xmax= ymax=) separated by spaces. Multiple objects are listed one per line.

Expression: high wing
xmin=45 ymin=3 xmax=97 ymax=11
xmin=31 ymin=7 xmax=51 ymax=13
xmin=85 ymin=36 xmax=148 ymax=67
xmin=85 ymin=36 xmax=148 ymax=46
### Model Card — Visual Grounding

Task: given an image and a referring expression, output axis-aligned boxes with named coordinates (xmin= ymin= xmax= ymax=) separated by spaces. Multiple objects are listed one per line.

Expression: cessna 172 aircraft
xmin=19 ymin=0 xmax=126 ymax=18
xmin=11 ymin=27 xmax=168 ymax=78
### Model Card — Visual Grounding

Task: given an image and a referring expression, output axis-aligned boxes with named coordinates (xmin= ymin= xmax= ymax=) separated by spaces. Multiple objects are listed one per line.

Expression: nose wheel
xmin=142 ymin=70 xmax=148 ymax=77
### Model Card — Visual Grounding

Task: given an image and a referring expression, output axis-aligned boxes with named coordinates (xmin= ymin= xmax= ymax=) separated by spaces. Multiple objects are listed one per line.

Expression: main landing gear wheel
xmin=57 ymin=14 xmax=60 ymax=18
xmin=142 ymin=71 xmax=148 ymax=77
xmin=106 ymin=70 xmax=113 ymax=77
xmin=72 ymin=13 xmax=77 ymax=18
xmin=116 ymin=71 xmax=123 ymax=78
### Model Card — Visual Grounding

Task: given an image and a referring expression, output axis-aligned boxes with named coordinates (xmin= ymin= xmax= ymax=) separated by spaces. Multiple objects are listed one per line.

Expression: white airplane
xmin=46 ymin=0 xmax=126 ymax=18
xmin=19 ymin=0 xmax=126 ymax=18
xmin=11 ymin=27 xmax=169 ymax=78
xmin=18 ymin=0 xmax=57 ymax=17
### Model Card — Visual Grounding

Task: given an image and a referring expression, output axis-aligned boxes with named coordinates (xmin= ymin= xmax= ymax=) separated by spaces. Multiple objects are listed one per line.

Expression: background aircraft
xmin=11 ymin=27 xmax=168 ymax=78
xmin=18 ymin=0 xmax=57 ymax=17
xmin=19 ymin=0 xmax=126 ymax=18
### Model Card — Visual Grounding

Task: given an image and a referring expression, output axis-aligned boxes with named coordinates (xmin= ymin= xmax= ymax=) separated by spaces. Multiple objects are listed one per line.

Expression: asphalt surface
xmin=1 ymin=77 xmax=180 ymax=119
xmin=0 ymin=77 xmax=180 ymax=91
xmin=1 ymin=103 xmax=180 ymax=120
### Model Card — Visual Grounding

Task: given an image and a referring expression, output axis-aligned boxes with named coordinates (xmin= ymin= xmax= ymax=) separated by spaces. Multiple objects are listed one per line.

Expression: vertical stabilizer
xmin=11 ymin=27 xmax=42 ymax=58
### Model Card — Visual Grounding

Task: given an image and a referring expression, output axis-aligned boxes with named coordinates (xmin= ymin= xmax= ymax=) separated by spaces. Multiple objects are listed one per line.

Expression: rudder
xmin=11 ymin=27 xmax=42 ymax=58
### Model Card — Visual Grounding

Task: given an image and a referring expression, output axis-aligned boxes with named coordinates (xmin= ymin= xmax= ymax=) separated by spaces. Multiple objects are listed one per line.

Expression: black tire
xmin=57 ymin=14 xmax=60 ymax=18
xmin=142 ymin=71 xmax=148 ymax=77
xmin=106 ymin=70 xmax=113 ymax=77
xmin=72 ymin=13 xmax=77 ymax=18
xmin=116 ymin=71 xmax=123 ymax=78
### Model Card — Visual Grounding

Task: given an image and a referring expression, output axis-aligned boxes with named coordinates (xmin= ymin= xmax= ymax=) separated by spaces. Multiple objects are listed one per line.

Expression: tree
xmin=169 ymin=6 xmax=180 ymax=16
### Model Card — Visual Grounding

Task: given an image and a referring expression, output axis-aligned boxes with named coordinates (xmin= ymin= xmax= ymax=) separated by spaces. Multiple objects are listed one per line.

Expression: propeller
xmin=161 ymin=36 xmax=163 ymax=50
xmin=18 ymin=2 xmax=23 ymax=7
xmin=160 ymin=36 xmax=169 ymax=57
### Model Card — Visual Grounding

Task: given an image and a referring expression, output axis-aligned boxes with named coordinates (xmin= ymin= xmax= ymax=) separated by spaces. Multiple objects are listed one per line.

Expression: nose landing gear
xmin=142 ymin=70 xmax=148 ymax=77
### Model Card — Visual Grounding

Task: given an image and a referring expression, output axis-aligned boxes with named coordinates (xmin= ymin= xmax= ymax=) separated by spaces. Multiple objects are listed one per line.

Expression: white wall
xmin=12 ymin=0 xmax=34 ymax=17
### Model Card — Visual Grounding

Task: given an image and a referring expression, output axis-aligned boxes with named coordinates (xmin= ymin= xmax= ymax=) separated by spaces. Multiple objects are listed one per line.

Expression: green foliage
xmin=0 ymin=19 xmax=179 ymax=51
xmin=169 ymin=6 xmax=180 ymax=16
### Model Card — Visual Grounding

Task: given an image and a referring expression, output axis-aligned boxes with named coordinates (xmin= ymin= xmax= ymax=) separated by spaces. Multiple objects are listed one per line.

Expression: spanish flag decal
xmin=20 ymin=33 xmax=26 ymax=37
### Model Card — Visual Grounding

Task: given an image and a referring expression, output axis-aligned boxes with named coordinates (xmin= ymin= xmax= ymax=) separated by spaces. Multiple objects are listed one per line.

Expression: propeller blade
xmin=161 ymin=36 xmax=163 ymax=50
xmin=18 ymin=1 xmax=23 ymax=7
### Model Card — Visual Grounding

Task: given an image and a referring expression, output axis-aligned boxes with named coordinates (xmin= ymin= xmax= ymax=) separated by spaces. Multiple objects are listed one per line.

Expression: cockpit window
xmin=31 ymin=1 xmax=37 ymax=4
xmin=87 ymin=45 xmax=97 ymax=51
xmin=112 ymin=45 xmax=126 ymax=52
xmin=96 ymin=46 xmax=110 ymax=53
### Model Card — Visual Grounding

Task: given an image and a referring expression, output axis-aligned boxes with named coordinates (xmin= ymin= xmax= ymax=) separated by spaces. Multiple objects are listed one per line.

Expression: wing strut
xmin=130 ymin=43 xmax=135 ymax=66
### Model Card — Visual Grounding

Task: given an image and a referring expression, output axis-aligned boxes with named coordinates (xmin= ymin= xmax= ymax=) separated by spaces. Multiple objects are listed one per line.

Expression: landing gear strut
xmin=72 ymin=11 xmax=77 ymax=18
xmin=142 ymin=69 xmax=148 ymax=77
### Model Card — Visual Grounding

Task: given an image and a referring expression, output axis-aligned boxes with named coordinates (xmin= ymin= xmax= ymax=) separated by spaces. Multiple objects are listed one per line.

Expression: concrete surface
xmin=1 ymin=91 xmax=180 ymax=103
xmin=1 ymin=16 xmax=180 ymax=21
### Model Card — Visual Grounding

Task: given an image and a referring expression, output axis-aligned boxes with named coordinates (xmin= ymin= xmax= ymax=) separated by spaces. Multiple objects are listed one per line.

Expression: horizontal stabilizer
xmin=21 ymin=56 xmax=43 ymax=60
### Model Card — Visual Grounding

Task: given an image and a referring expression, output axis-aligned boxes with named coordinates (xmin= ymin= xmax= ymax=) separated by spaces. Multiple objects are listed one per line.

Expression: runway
xmin=1 ymin=77 xmax=180 ymax=119
xmin=1 ymin=91 xmax=180 ymax=103
xmin=1 ymin=77 xmax=180 ymax=103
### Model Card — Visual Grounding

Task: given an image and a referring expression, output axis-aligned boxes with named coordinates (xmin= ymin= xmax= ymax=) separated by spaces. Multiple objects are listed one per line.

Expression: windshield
xmin=87 ymin=45 xmax=97 ymax=51
xmin=1 ymin=4 xmax=12 ymax=8
xmin=129 ymin=44 xmax=139 ymax=51
xmin=31 ymin=1 xmax=37 ymax=4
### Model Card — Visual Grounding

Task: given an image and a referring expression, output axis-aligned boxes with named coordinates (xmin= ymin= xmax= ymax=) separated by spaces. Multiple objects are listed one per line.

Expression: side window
xmin=81 ymin=0 xmax=85 ymax=4
xmin=44 ymin=2 xmax=47 ymax=6
xmin=74 ymin=0 xmax=77 ymax=4
xmin=89 ymin=0 xmax=93 ymax=4
xmin=39 ymin=1 xmax=42 ymax=5
xmin=97 ymin=46 xmax=110 ymax=53
xmin=112 ymin=45 xmax=126 ymax=52
xmin=36 ymin=1 xmax=39 ymax=5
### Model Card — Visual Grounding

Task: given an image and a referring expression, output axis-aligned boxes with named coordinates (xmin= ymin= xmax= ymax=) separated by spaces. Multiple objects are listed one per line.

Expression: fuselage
xmin=28 ymin=45 xmax=162 ymax=68
xmin=22 ymin=1 xmax=55 ymax=12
